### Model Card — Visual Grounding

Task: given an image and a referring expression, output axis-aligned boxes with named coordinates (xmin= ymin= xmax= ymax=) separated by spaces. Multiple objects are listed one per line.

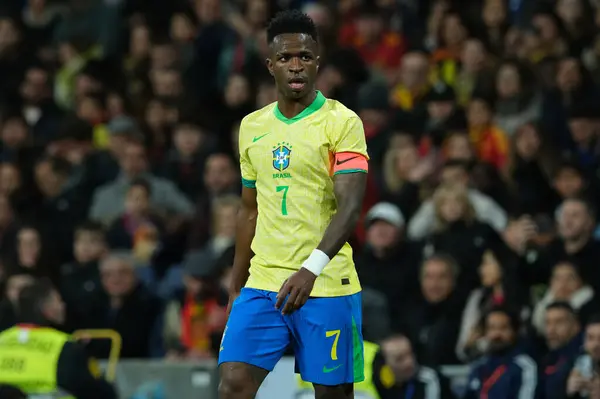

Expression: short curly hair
xmin=266 ymin=10 xmax=318 ymax=44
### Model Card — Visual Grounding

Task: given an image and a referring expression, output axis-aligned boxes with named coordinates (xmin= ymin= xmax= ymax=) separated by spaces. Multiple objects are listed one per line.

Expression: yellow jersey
xmin=239 ymin=91 xmax=368 ymax=297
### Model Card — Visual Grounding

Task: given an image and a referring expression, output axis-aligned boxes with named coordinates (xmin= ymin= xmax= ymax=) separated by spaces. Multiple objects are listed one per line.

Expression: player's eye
xmin=279 ymin=56 xmax=289 ymax=62
xmin=301 ymin=55 xmax=311 ymax=61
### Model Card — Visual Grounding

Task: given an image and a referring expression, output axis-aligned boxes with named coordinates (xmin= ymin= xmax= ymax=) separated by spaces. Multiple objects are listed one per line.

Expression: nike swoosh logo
xmin=253 ymin=133 xmax=270 ymax=142
xmin=336 ymin=156 xmax=359 ymax=165
xmin=322 ymin=364 xmax=342 ymax=373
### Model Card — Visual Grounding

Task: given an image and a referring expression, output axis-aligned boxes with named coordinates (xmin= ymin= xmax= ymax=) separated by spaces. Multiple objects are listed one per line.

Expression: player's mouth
xmin=288 ymin=78 xmax=306 ymax=91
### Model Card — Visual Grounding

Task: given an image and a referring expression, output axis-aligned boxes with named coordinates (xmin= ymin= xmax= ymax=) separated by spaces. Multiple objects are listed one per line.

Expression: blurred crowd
xmin=0 ymin=0 xmax=600 ymax=397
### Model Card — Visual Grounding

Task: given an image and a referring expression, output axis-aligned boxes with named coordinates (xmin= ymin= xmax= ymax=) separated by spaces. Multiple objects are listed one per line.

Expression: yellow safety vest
xmin=0 ymin=326 xmax=75 ymax=399
xmin=297 ymin=341 xmax=381 ymax=399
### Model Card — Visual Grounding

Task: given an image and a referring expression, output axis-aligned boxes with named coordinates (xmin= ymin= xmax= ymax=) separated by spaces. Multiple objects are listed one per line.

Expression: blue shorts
xmin=218 ymin=288 xmax=364 ymax=386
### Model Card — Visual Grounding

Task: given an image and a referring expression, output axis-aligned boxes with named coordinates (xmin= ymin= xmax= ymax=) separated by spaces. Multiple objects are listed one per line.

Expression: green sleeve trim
xmin=241 ymin=178 xmax=256 ymax=188
xmin=334 ymin=169 xmax=368 ymax=175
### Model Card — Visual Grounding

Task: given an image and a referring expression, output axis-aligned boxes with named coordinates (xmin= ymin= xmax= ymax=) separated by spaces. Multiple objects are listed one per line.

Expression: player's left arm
xmin=276 ymin=115 xmax=368 ymax=314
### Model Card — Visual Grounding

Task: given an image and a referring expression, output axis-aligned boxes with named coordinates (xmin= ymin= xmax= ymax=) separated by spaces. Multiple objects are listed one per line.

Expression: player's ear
xmin=266 ymin=58 xmax=274 ymax=76
xmin=316 ymin=55 xmax=320 ymax=71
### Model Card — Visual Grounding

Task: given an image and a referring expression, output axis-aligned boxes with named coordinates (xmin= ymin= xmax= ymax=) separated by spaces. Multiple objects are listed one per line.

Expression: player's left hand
xmin=275 ymin=268 xmax=317 ymax=315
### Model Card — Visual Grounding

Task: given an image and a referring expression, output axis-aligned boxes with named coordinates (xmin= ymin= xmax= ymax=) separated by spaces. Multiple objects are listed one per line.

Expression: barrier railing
xmin=100 ymin=358 xmax=470 ymax=399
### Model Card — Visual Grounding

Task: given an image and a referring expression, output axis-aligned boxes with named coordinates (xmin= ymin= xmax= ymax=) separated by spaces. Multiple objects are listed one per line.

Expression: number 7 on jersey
xmin=276 ymin=185 xmax=289 ymax=215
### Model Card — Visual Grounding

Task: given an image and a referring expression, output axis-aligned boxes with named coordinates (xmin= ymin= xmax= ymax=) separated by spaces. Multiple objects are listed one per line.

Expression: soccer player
xmin=218 ymin=10 xmax=369 ymax=399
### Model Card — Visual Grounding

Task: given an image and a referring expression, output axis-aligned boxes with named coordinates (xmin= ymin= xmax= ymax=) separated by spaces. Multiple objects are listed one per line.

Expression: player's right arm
xmin=228 ymin=119 xmax=258 ymax=314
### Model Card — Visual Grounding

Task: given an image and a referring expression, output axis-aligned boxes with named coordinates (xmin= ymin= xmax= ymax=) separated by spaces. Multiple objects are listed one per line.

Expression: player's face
xmin=267 ymin=33 xmax=319 ymax=100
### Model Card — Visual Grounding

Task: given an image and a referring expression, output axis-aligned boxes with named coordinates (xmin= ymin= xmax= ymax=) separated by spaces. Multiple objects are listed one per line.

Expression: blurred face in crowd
xmin=0 ymin=18 xmax=20 ymax=55
xmin=461 ymin=39 xmax=486 ymax=73
xmin=467 ymin=99 xmax=492 ymax=127
xmin=357 ymin=14 xmax=384 ymax=44
xmin=151 ymin=69 xmax=182 ymax=98
xmin=194 ymin=0 xmax=221 ymax=25
xmin=204 ymin=154 xmax=237 ymax=194
xmin=381 ymin=336 xmax=417 ymax=382
xmin=395 ymin=145 xmax=419 ymax=179
xmin=74 ymin=230 xmax=106 ymax=264
xmin=107 ymin=92 xmax=125 ymax=119
xmin=1 ymin=117 xmax=29 ymax=149
xmin=479 ymin=250 xmax=503 ymax=288
xmin=436 ymin=187 xmax=469 ymax=223
xmin=550 ymin=262 xmax=583 ymax=300
xmin=441 ymin=13 xmax=467 ymax=47
xmin=35 ymin=160 xmax=67 ymax=198
xmin=246 ymin=0 xmax=269 ymax=29
xmin=0 ymin=162 xmax=21 ymax=195
xmin=445 ymin=134 xmax=474 ymax=161
xmin=545 ymin=307 xmax=580 ymax=350
xmin=101 ymin=257 xmax=137 ymax=298
xmin=556 ymin=0 xmax=583 ymax=25
xmin=558 ymin=199 xmax=593 ymax=240
xmin=18 ymin=228 xmax=41 ymax=268
xmin=366 ymin=220 xmax=400 ymax=251
xmin=20 ymin=67 xmax=50 ymax=104
xmin=174 ymin=125 xmax=203 ymax=157
xmin=130 ymin=24 xmax=151 ymax=58
xmin=257 ymin=82 xmax=277 ymax=108
xmin=145 ymin=99 xmax=169 ymax=131
xmin=427 ymin=99 xmax=454 ymax=121
xmin=42 ymin=289 xmax=66 ymax=325
xmin=554 ymin=168 xmax=584 ymax=199
xmin=485 ymin=311 xmax=517 ymax=353
xmin=399 ymin=53 xmax=429 ymax=91
xmin=75 ymin=73 xmax=102 ymax=100
xmin=214 ymin=203 xmax=238 ymax=238
xmin=77 ymin=97 xmax=104 ymax=124
xmin=0 ymin=195 xmax=13 ymax=228
xmin=303 ymin=3 xmax=332 ymax=29
xmin=496 ymin=64 xmax=521 ymax=99
xmin=171 ymin=13 xmax=196 ymax=42
xmin=440 ymin=165 xmax=469 ymax=187
xmin=532 ymin=14 xmax=559 ymax=43
xmin=225 ymin=74 xmax=251 ymax=108
xmin=420 ymin=258 xmax=455 ymax=303
xmin=584 ymin=323 xmax=600 ymax=362
xmin=267 ymin=32 xmax=320 ymax=101
xmin=151 ymin=43 xmax=177 ymax=70
xmin=569 ymin=117 xmax=594 ymax=147
xmin=121 ymin=143 xmax=148 ymax=178
xmin=515 ymin=124 xmax=541 ymax=161
xmin=183 ymin=274 xmax=205 ymax=298
xmin=5 ymin=274 xmax=34 ymax=305
xmin=125 ymin=185 xmax=151 ymax=217
xmin=556 ymin=58 xmax=582 ymax=92
xmin=483 ymin=0 xmax=506 ymax=28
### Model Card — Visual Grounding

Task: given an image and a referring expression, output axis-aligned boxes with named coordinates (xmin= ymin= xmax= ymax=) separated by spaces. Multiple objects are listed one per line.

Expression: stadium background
xmin=1 ymin=0 xmax=600 ymax=397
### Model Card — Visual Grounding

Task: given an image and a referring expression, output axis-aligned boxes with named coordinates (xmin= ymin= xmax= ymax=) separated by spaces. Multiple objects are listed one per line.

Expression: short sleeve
xmin=331 ymin=116 xmax=369 ymax=159
xmin=239 ymin=120 xmax=257 ymax=189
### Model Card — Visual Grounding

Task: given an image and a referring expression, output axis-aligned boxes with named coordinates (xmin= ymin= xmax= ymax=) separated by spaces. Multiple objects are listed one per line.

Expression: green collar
xmin=274 ymin=91 xmax=326 ymax=125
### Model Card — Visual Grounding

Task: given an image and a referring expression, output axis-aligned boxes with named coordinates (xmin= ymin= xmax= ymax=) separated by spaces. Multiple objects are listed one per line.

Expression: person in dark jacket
xmin=463 ymin=306 xmax=538 ymax=399
xmin=541 ymin=302 xmax=583 ymax=399
xmin=373 ymin=333 xmax=456 ymax=399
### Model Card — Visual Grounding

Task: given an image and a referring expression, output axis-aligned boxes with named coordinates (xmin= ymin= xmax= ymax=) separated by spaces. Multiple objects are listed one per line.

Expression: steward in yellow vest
xmin=297 ymin=341 xmax=381 ymax=399
xmin=0 ymin=279 xmax=117 ymax=399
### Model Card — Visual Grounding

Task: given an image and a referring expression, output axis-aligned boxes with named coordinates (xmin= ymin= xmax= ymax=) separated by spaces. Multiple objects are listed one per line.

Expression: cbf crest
xmin=272 ymin=142 xmax=292 ymax=171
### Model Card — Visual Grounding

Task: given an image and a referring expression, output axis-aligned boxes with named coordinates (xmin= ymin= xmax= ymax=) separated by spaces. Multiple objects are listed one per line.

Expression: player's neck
xmin=276 ymin=90 xmax=317 ymax=119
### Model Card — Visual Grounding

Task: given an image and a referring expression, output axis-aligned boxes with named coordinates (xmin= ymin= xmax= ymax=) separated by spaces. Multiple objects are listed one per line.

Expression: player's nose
xmin=288 ymin=57 xmax=304 ymax=72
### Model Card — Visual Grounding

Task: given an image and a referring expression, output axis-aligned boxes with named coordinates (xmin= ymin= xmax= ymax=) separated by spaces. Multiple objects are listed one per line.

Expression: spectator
xmin=89 ymin=140 xmax=194 ymax=224
xmin=85 ymin=252 xmax=161 ymax=359
xmin=0 ymin=273 xmax=35 ymax=331
xmin=356 ymin=202 xmax=422 ymax=309
xmin=408 ymin=160 xmax=507 ymax=240
xmin=532 ymin=262 xmax=594 ymax=335
xmin=163 ymin=250 xmax=227 ymax=360
xmin=372 ymin=334 xmax=455 ymax=399
xmin=463 ymin=306 xmax=538 ymax=399
xmin=0 ymin=194 xmax=17 ymax=255
xmin=396 ymin=254 xmax=463 ymax=366
xmin=566 ymin=315 xmax=600 ymax=398
xmin=59 ymin=221 xmax=106 ymax=328
xmin=457 ymin=247 xmax=526 ymax=362
xmin=541 ymin=302 xmax=582 ymax=399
